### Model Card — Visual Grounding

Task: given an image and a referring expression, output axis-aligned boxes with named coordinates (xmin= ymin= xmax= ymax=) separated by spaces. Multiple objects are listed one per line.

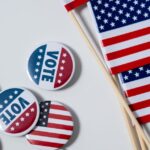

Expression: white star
xmin=43 ymin=115 xmax=47 ymax=119
xmin=144 ymin=13 xmax=148 ymax=18
xmin=135 ymin=72 xmax=139 ymax=77
xmin=104 ymin=3 xmax=109 ymax=8
xmin=133 ymin=16 xmax=137 ymax=21
xmin=97 ymin=0 xmax=102 ymax=4
xmin=63 ymin=53 xmax=67 ymax=57
xmin=141 ymin=3 xmax=145 ymax=8
xmin=36 ymin=62 xmax=40 ymax=66
xmin=34 ymin=75 xmax=38 ymax=79
xmin=139 ymin=67 xmax=143 ymax=71
xmin=137 ymin=10 xmax=141 ymax=14
xmin=57 ymin=80 xmax=62 ymax=84
xmin=129 ymin=6 xmax=134 ymax=11
xmin=148 ymin=6 xmax=150 ymax=11
xmin=60 ymin=66 xmax=64 ymax=70
xmin=97 ymin=15 xmax=101 ymax=20
xmin=124 ymin=75 xmax=128 ymax=80
xmin=110 ymin=22 xmax=115 ymax=27
xmin=38 ymin=55 xmax=42 ymax=59
xmin=20 ymin=117 xmax=25 ymax=122
xmin=122 ymin=3 xmax=127 ymax=8
xmin=59 ymin=73 xmax=63 ymax=77
xmin=61 ymin=60 xmax=66 ymax=64
xmin=26 ymin=113 xmax=30 ymax=117
xmin=125 ymin=13 xmax=130 ymax=18
xmin=0 ymin=105 xmax=3 ymax=109
xmin=31 ymin=108 xmax=35 ymax=112
xmin=93 ymin=5 xmax=98 ymax=10
xmin=9 ymin=95 xmax=13 ymax=99
xmin=115 ymin=0 xmax=120 ymax=5
xmin=46 ymin=103 xmax=49 ymax=106
xmin=41 ymin=105 xmax=44 ymax=108
xmin=42 ymin=122 xmax=46 ymax=125
xmin=35 ymin=68 xmax=39 ymax=72
xmin=128 ymin=70 xmax=133 ymax=74
xmin=146 ymin=69 xmax=150 ymax=74
xmin=11 ymin=127 xmax=15 ymax=131
xmin=16 ymin=122 xmax=19 ymax=126
xmin=39 ymin=49 xmax=43 ymax=53
xmin=114 ymin=16 xmax=119 ymax=21
xmin=118 ymin=9 xmax=123 ymax=14
xmin=111 ymin=6 xmax=116 ymax=11
xmin=44 ymin=109 xmax=48 ymax=112
xmin=14 ymin=91 xmax=18 ymax=95
xmin=122 ymin=19 xmax=126 ymax=24
xmin=103 ymin=19 xmax=108 ymax=24
xmin=133 ymin=0 xmax=138 ymax=5
xmin=100 ymin=9 xmax=105 ymax=14
xmin=107 ymin=12 xmax=112 ymax=17
xmin=4 ymin=100 xmax=8 ymax=104
xmin=100 ymin=25 xmax=104 ymax=30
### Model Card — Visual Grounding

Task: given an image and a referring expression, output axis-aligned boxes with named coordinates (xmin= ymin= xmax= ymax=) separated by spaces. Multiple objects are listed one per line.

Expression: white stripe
xmin=100 ymin=20 xmax=150 ymax=39
xmin=50 ymin=109 xmax=71 ymax=116
xmin=27 ymin=134 xmax=68 ymax=144
xmin=122 ymin=76 xmax=150 ymax=91
xmin=34 ymin=126 xmax=72 ymax=135
xmin=128 ymin=92 xmax=150 ymax=105
xmin=108 ymin=49 xmax=150 ymax=68
xmin=103 ymin=34 xmax=150 ymax=54
xmin=48 ymin=118 xmax=73 ymax=126
xmin=134 ymin=107 xmax=150 ymax=118
xmin=51 ymin=102 xmax=64 ymax=106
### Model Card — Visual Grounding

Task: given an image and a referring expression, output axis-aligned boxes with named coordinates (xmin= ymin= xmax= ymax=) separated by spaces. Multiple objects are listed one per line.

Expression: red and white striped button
xmin=28 ymin=42 xmax=75 ymax=90
xmin=26 ymin=101 xmax=74 ymax=150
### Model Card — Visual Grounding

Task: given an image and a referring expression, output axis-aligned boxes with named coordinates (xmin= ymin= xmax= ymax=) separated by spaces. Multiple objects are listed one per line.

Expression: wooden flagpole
xmin=68 ymin=11 xmax=150 ymax=148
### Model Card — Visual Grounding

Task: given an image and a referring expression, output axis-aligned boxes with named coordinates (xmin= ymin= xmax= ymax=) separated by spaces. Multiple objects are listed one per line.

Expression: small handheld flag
xmin=62 ymin=0 xmax=88 ymax=11
xmin=88 ymin=0 xmax=150 ymax=74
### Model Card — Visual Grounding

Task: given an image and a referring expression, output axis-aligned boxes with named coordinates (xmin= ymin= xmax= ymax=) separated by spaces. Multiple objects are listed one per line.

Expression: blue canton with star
xmin=120 ymin=64 xmax=150 ymax=83
xmin=90 ymin=0 xmax=150 ymax=32
xmin=28 ymin=45 xmax=47 ymax=85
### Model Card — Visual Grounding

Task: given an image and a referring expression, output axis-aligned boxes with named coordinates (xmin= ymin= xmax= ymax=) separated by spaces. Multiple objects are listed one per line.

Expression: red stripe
xmin=50 ymin=104 xmax=67 ymax=111
xmin=137 ymin=115 xmax=150 ymax=124
xmin=102 ymin=27 xmax=150 ymax=47
xmin=110 ymin=57 xmax=150 ymax=74
xmin=65 ymin=0 xmax=88 ymax=11
xmin=129 ymin=99 xmax=150 ymax=111
xmin=49 ymin=114 xmax=73 ymax=121
xmin=30 ymin=130 xmax=71 ymax=139
xmin=28 ymin=140 xmax=63 ymax=148
xmin=106 ymin=42 xmax=150 ymax=60
xmin=126 ymin=84 xmax=150 ymax=97
xmin=48 ymin=123 xmax=74 ymax=131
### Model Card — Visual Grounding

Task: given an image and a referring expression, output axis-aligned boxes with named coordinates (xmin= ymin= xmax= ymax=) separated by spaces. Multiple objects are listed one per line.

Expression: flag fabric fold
xmin=118 ymin=64 xmax=150 ymax=124
xmin=62 ymin=0 xmax=88 ymax=11
xmin=88 ymin=0 xmax=150 ymax=74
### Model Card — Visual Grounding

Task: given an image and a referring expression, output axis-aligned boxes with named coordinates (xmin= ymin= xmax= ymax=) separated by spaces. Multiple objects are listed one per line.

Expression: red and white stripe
xmin=100 ymin=20 xmax=150 ymax=74
xmin=121 ymin=76 xmax=150 ymax=124
xmin=62 ymin=0 xmax=88 ymax=11
xmin=26 ymin=102 xmax=74 ymax=150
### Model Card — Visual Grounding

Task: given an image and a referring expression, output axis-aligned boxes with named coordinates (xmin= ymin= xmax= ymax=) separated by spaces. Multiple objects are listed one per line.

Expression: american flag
xmin=62 ymin=0 xmax=88 ymax=11
xmin=118 ymin=64 xmax=150 ymax=124
xmin=26 ymin=101 xmax=74 ymax=150
xmin=88 ymin=0 xmax=150 ymax=74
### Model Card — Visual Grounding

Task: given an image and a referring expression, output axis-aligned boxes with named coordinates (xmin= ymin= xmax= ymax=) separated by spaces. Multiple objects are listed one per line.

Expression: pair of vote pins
xmin=0 ymin=42 xmax=75 ymax=149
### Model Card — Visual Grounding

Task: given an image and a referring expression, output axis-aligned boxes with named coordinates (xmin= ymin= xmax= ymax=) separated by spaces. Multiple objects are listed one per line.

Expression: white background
xmin=0 ymin=0 xmax=133 ymax=150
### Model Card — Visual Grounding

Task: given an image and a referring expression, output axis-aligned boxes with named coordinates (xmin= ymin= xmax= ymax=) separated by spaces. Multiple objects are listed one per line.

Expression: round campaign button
xmin=0 ymin=88 xmax=39 ymax=136
xmin=28 ymin=42 xmax=75 ymax=90
xmin=26 ymin=101 xmax=74 ymax=150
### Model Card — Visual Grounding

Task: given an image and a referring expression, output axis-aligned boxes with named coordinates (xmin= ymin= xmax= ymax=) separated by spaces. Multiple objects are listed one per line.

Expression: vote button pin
xmin=26 ymin=101 xmax=74 ymax=150
xmin=0 ymin=88 xmax=39 ymax=136
xmin=28 ymin=42 xmax=75 ymax=90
